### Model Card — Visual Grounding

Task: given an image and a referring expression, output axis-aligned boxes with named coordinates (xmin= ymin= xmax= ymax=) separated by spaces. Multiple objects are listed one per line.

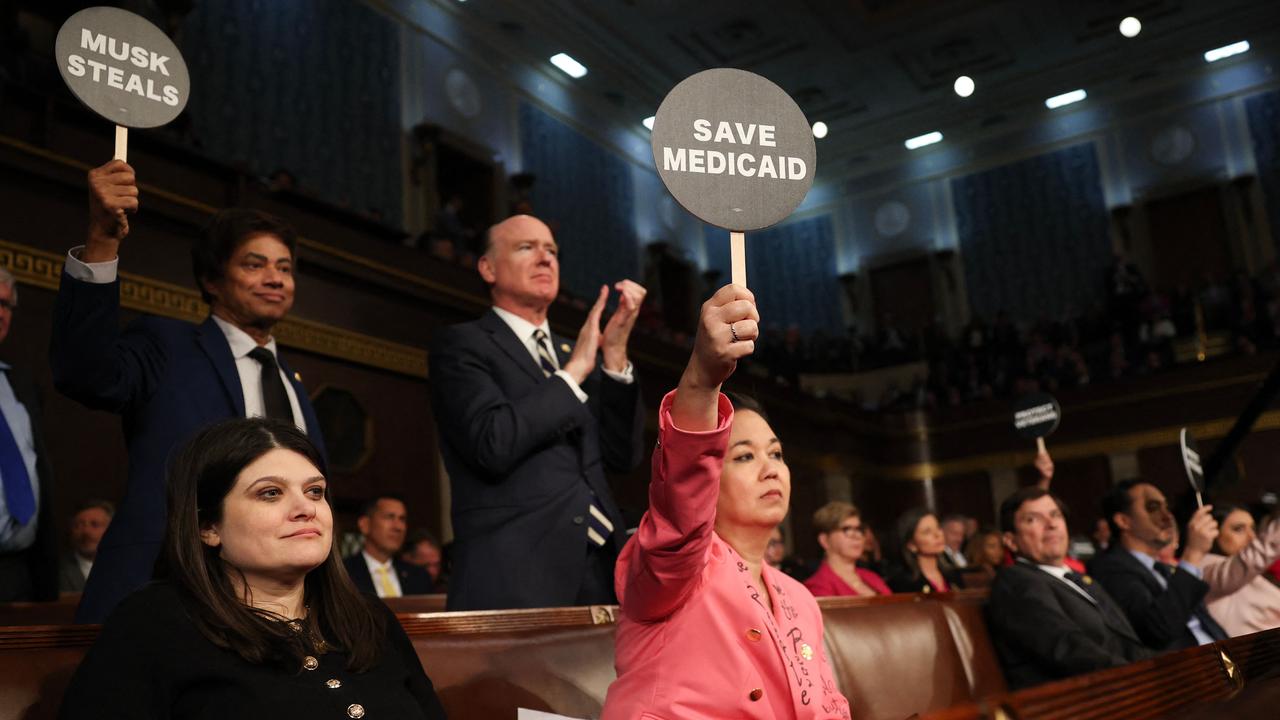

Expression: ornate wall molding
xmin=0 ymin=238 xmax=427 ymax=378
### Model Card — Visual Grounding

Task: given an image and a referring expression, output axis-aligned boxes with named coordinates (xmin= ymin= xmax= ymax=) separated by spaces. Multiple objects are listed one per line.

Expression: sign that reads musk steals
xmin=651 ymin=68 xmax=816 ymax=232
xmin=55 ymin=6 xmax=190 ymax=128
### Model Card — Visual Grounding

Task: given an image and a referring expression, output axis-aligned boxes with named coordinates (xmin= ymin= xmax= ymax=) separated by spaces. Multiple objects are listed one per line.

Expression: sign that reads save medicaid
xmin=55 ymin=6 xmax=190 ymax=128
xmin=651 ymin=68 xmax=816 ymax=232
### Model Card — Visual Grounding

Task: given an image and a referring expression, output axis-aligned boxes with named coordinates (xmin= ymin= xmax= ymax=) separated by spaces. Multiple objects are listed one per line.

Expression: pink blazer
xmin=602 ymin=392 xmax=851 ymax=720
xmin=1204 ymin=517 xmax=1280 ymax=637
xmin=803 ymin=561 xmax=891 ymax=598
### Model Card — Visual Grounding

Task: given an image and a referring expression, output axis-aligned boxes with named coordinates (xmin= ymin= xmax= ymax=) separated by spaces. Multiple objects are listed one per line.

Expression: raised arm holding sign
xmin=1013 ymin=392 xmax=1060 ymax=488
xmin=651 ymin=69 xmax=816 ymax=287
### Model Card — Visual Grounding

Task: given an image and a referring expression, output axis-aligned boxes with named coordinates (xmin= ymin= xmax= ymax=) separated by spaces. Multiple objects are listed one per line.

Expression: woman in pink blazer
xmin=602 ymin=285 xmax=851 ymax=720
xmin=1203 ymin=505 xmax=1280 ymax=637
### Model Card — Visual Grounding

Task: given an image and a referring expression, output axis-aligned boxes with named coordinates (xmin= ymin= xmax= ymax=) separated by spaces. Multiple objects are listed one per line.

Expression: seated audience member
xmin=764 ymin=525 xmax=786 ymax=567
xmin=804 ymin=501 xmax=890 ymax=597
xmin=1091 ymin=480 xmax=1226 ymax=651
xmin=962 ymin=526 xmax=1006 ymax=584
xmin=60 ymin=500 xmax=114 ymax=592
xmin=885 ymin=508 xmax=964 ymax=594
xmin=1092 ymin=517 xmax=1112 ymax=554
xmin=860 ymin=525 xmax=886 ymax=575
xmin=602 ymin=285 xmax=850 ymax=719
xmin=343 ymin=496 xmax=433 ymax=598
xmin=60 ymin=419 xmax=445 ymax=719
xmin=1203 ymin=504 xmax=1280 ymax=636
xmin=400 ymin=528 xmax=445 ymax=589
xmin=940 ymin=513 xmax=969 ymax=569
xmin=987 ymin=487 xmax=1150 ymax=689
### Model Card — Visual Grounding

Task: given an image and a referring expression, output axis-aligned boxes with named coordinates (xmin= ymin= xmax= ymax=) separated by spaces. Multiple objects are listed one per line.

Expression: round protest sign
xmin=1179 ymin=428 xmax=1205 ymax=498
xmin=651 ymin=68 xmax=816 ymax=232
xmin=1012 ymin=393 xmax=1061 ymax=440
xmin=55 ymin=7 xmax=190 ymax=129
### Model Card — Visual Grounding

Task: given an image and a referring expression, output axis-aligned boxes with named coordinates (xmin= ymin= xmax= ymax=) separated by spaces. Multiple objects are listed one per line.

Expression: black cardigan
xmin=59 ymin=581 xmax=446 ymax=720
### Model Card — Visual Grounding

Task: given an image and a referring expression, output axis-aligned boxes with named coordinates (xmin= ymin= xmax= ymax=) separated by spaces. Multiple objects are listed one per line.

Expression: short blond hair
xmin=813 ymin=501 xmax=860 ymax=535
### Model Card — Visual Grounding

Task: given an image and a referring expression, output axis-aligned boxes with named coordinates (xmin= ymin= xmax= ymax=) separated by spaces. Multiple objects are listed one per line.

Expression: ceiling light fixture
xmin=1119 ymin=17 xmax=1142 ymax=38
xmin=1045 ymin=89 xmax=1087 ymax=109
xmin=1204 ymin=40 xmax=1250 ymax=63
xmin=642 ymin=116 xmax=655 ymax=131
xmin=812 ymin=121 xmax=829 ymax=139
xmin=904 ymin=131 xmax=943 ymax=150
xmin=953 ymin=75 xmax=975 ymax=97
xmin=549 ymin=53 xmax=587 ymax=78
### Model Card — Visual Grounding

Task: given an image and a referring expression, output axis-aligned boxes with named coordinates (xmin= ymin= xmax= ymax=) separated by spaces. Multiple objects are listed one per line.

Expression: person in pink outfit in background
xmin=804 ymin=501 xmax=891 ymax=598
xmin=602 ymin=285 xmax=851 ymax=720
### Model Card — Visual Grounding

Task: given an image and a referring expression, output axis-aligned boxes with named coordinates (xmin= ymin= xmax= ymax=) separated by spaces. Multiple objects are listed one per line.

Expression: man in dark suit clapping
xmin=343 ymin=495 xmax=432 ymax=597
xmin=430 ymin=214 xmax=645 ymax=610
xmin=987 ymin=487 xmax=1150 ymax=689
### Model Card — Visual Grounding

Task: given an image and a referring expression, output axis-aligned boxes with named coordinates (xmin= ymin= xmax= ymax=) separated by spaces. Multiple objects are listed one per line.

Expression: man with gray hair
xmin=0 ymin=268 xmax=58 ymax=601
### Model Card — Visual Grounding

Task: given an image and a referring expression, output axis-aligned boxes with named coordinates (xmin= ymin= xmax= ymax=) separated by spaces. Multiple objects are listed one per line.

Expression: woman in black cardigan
xmin=884 ymin=506 xmax=965 ymax=594
xmin=60 ymin=418 xmax=446 ymax=720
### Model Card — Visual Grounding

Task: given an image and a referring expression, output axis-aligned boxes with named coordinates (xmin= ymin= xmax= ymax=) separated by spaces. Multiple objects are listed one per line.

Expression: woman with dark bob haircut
xmin=60 ymin=418 xmax=446 ymax=719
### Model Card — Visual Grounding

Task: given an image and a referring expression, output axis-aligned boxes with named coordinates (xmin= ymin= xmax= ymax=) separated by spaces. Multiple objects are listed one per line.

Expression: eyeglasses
xmin=834 ymin=525 xmax=864 ymax=538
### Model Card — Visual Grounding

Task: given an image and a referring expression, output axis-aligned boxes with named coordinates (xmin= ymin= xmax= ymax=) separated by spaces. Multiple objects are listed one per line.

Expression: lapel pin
xmin=293 ymin=371 xmax=303 ymax=382
xmin=1083 ymin=575 xmax=1094 ymax=585
xmin=800 ymin=642 xmax=814 ymax=661
xmin=560 ymin=342 xmax=571 ymax=354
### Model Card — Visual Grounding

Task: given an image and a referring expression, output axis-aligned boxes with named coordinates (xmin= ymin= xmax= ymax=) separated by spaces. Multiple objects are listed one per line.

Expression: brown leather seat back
xmin=937 ymin=593 xmax=1007 ymax=697
xmin=0 ymin=645 xmax=86 ymax=720
xmin=822 ymin=599 xmax=973 ymax=720
xmin=412 ymin=623 xmax=618 ymax=720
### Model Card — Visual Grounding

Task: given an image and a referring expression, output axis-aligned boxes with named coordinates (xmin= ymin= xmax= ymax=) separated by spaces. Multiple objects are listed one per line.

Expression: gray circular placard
xmin=651 ymin=68 xmax=816 ymax=232
xmin=55 ymin=6 xmax=190 ymax=128
xmin=1012 ymin=392 xmax=1061 ymax=440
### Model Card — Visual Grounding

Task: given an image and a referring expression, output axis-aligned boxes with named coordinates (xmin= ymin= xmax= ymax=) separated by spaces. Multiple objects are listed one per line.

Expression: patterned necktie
xmin=375 ymin=565 xmax=400 ymax=598
xmin=531 ymin=329 xmax=558 ymax=377
xmin=247 ymin=347 xmax=294 ymax=423
xmin=0 ymin=403 xmax=34 ymax=525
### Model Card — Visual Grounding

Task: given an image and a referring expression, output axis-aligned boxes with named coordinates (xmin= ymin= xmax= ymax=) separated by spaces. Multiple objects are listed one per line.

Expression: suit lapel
xmin=480 ymin=310 xmax=545 ymax=382
xmin=274 ymin=353 xmax=327 ymax=460
xmin=195 ymin=317 xmax=246 ymax=417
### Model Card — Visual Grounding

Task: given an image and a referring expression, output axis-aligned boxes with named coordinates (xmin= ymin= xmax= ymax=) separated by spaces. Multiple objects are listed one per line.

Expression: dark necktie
xmin=1153 ymin=562 xmax=1229 ymax=642
xmin=0 ymin=402 xmax=34 ymax=526
xmin=531 ymin=329 xmax=558 ymax=377
xmin=247 ymin=347 xmax=294 ymax=423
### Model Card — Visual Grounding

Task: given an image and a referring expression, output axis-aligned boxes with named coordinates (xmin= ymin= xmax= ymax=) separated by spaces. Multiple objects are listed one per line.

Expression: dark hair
xmin=892 ymin=507 xmax=937 ymax=580
xmin=360 ymin=494 xmax=406 ymax=519
xmin=192 ymin=209 xmax=297 ymax=304
xmin=1101 ymin=478 xmax=1145 ymax=540
xmin=963 ymin=526 xmax=1003 ymax=567
xmin=156 ymin=418 xmax=383 ymax=671
xmin=404 ymin=527 xmax=441 ymax=551
xmin=725 ymin=392 xmax=770 ymax=424
xmin=940 ymin=514 xmax=968 ymax=526
xmin=1210 ymin=502 xmax=1249 ymax=556
xmin=72 ymin=498 xmax=115 ymax=518
xmin=999 ymin=487 xmax=1068 ymax=534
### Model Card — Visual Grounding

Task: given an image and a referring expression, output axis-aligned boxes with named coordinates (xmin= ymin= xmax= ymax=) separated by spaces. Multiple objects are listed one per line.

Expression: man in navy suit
xmin=430 ymin=214 xmax=646 ymax=610
xmin=52 ymin=160 xmax=326 ymax=622
xmin=343 ymin=495 xmax=433 ymax=597
xmin=1091 ymin=479 xmax=1226 ymax=652
xmin=987 ymin=487 xmax=1150 ymax=689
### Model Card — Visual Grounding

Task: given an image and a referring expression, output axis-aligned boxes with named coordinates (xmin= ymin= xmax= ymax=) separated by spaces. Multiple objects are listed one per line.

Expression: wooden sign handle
xmin=1035 ymin=436 xmax=1046 ymax=454
xmin=114 ymin=125 xmax=128 ymax=162
xmin=730 ymin=231 xmax=746 ymax=287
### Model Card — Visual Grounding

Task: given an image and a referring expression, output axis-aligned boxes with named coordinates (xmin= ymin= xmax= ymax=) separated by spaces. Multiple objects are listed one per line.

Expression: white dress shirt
xmin=1027 ymin=558 xmax=1097 ymax=605
xmin=1127 ymin=548 xmax=1216 ymax=645
xmin=0 ymin=364 xmax=40 ymax=552
xmin=362 ymin=550 xmax=403 ymax=598
xmin=490 ymin=306 xmax=633 ymax=403
xmin=65 ymin=248 xmax=306 ymax=432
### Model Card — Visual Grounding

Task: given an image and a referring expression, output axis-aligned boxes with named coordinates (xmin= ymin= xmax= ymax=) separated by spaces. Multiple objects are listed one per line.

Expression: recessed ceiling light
xmin=904 ymin=131 xmax=942 ymax=150
xmin=953 ymin=75 xmax=975 ymax=98
xmin=549 ymin=53 xmax=587 ymax=79
xmin=1204 ymin=40 xmax=1250 ymax=63
xmin=642 ymin=116 xmax=655 ymax=131
xmin=1045 ymin=89 xmax=1087 ymax=109
xmin=812 ymin=121 xmax=829 ymax=139
xmin=1119 ymin=17 xmax=1142 ymax=38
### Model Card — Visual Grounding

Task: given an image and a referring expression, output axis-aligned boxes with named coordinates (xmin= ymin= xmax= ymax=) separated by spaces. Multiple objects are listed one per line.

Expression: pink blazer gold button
xmin=749 ymin=688 xmax=764 ymax=701
xmin=745 ymin=628 xmax=762 ymax=642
